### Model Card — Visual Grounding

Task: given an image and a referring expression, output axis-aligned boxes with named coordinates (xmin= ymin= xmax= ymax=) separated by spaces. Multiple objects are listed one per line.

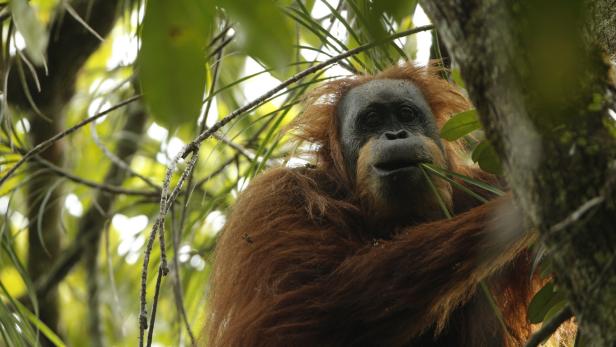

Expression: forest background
xmin=0 ymin=0 xmax=615 ymax=346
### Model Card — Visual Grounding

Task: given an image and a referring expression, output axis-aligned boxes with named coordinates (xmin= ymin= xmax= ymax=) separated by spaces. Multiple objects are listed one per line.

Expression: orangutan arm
xmin=208 ymin=169 xmax=533 ymax=347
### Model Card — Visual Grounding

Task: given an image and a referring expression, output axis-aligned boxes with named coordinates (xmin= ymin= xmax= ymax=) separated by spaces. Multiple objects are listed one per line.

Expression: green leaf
xmin=422 ymin=163 xmax=505 ymax=196
xmin=12 ymin=299 xmax=67 ymax=347
xmin=440 ymin=110 xmax=481 ymax=141
xmin=451 ymin=68 xmax=466 ymax=88
xmin=528 ymin=282 xmax=556 ymax=324
xmin=218 ymin=0 xmax=294 ymax=70
xmin=527 ymin=282 xmax=567 ymax=324
xmin=471 ymin=140 xmax=503 ymax=175
xmin=346 ymin=0 xmax=388 ymax=44
xmin=10 ymin=0 xmax=48 ymax=65
xmin=138 ymin=0 xmax=212 ymax=127
xmin=375 ymin=0 xmax=418 ymax=21
xmin=420 ymin=163 xmax=488 ymax=203
xmin=543 ymin=299 xmax=569 ymax=323
xmin=420 ymin=165 xmax=452 ymax=218
xmin=303 ymin=0 xmax=316 ymax=12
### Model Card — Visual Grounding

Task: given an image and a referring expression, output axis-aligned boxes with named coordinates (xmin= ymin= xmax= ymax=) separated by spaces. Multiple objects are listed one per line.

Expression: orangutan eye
xmin=399 ymin=106 xmax=416 ymax=122
xmin=362 ymin=111 xmax=382 ymax=128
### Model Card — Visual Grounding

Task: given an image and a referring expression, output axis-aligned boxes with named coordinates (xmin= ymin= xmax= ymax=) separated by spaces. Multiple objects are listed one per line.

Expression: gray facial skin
xmin=336 ymin=79 xmax=442 ymax=178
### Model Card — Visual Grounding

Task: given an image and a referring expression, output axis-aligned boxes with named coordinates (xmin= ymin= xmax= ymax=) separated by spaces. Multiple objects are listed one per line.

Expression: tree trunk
xmin=7 ymin=0 xmax=121 ymax=343
xmin=421 ymin=1 xmax=616 ymax=345
xmin=587 ymin=0 xmax=616 ymax=56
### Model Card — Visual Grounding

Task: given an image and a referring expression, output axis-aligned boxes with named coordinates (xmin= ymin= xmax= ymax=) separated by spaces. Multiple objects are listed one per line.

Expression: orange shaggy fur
xmin=205 ymin=64 xmax=538 ymax=346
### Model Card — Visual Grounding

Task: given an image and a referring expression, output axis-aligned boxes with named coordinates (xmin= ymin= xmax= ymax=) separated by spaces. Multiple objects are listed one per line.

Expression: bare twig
xmin=193 ymin=155 xmax=237 ymax=188
xmin=87 ymin=86 xmax=159 ymax=189
xmin=547 ymin=161 xmax=615 ymax=235
xmin=1 ymin=140 xmax=159 ymax=196
xmin=207 ymin=23 xmax=232 ymax=49
xmin=0 ymin=95 xmax=141 ymax=187
xmin=139 ymin=148 xmax=201 ymax=347
xmin=213 ymin=132 xmax=268 ymax=163
xmin=145 ymin=266 xmax=165 ymax=347
xmin=166 ymin=41 xmax=228 ymax=347
xmin=170 ymin=208 xmax=196 ymax=346
xmin=35 ymin=156 xmax=159 ymax=196
xmin=524 ymin=307 xmax=573 ymax=347
xmin=90 ymin=123 xmax=159 ymax=189
xmin=549 ymin=196 xmax=606 ymax=233
xmin=207 ymin=33 xmax=235 ymax=60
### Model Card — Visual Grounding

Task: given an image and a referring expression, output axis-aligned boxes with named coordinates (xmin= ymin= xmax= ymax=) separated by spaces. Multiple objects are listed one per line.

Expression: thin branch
xmin=193 ymin=155 xmax=237 ymax=188
xmin=170 ymin=208 xmax=196 ymax=346
xmin=166 ymin=40 xmax=228 ymax=347
xmin=145 ymin=266 xmax=165 ymax=347
xmin=0 ymin=95 xmax=141 ymax=187
xmin=35 ymin=156 xmax=159 ymax=196
xmin=549 ymin=196 xmax=605 ymax=233
xmin=206 ymin=33 xmax=235 ymax=60
xmin=1 ymin=140 xmax=160 ymax=196
xmin=524 ymin=307 xmax=574 ymax=347
xmin=89 ymin=122 xmax=160 ymax=189
xmin=207 ymin=22 xmax=232 ymax=49
xmin=547 ymin=162 xmax=615 ymax=238
xmin=212 ymin=132 xmax=262 ymax=163
xmin=139 ymin=148 xmax=201 ymax=346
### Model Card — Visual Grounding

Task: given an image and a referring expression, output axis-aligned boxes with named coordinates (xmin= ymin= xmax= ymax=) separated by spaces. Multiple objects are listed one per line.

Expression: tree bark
xmin=421 ymin=1 xmax=616 ymax=345
xmin=587 ymin=0 xmax=616 ymax=56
